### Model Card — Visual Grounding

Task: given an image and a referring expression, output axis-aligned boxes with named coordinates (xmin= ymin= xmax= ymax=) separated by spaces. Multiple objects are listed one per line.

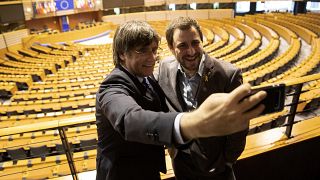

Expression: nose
xmin=146 ymin=51 xmax=157 ymax=62
xmin=186 ymin=46 xmax=195 ymax=55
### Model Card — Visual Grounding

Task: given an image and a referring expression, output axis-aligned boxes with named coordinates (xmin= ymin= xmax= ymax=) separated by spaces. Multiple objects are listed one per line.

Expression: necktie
xmin=142 ymin=77 xmax=159 ymax=100
xmin=142 ymin=77 xmax=150 ymax=90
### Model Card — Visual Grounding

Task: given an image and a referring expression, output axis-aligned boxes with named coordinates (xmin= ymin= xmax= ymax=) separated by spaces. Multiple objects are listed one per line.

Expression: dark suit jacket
xmin=155 ymin=54 xmax=247 ymax=178
xmin=96 ymin=65 xmax=179 ymax=180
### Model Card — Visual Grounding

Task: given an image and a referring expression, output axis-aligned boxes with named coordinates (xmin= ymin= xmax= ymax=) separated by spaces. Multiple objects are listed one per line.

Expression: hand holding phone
xmin=250 ymin=84 xmax=286 ymax=115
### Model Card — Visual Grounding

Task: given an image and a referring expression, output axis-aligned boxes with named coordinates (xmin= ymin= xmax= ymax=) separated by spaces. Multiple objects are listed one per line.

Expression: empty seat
xmin=30 ymin=145 xmax=49 ymax=161
xmin=7 ymin=148 xmax=27 ymax=164
xmin=80 ymin=138 xmax=97 ymax=151
xmin=55 ymin=143 xmax=74 ymax=154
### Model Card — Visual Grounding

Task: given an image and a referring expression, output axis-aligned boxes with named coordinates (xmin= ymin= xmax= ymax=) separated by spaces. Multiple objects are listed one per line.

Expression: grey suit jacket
xmin=96 ymin=65 xmax=179 ymax=180
xmin=155 ymin=54 xmax=247 ymax=176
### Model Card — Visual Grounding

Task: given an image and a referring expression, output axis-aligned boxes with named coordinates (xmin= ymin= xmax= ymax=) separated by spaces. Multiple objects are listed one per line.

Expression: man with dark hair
xmin=155 ymin=16 xmax=248 ymax=179
xmin=96 ymin=20 xmax=266 ymax=180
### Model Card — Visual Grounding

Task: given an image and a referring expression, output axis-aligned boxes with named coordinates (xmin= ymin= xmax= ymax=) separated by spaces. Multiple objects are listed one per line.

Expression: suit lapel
xmin=196 ymin=55 xmax=221 ymax=105
xmin=162 ymin=61 xmax=183 ymax=112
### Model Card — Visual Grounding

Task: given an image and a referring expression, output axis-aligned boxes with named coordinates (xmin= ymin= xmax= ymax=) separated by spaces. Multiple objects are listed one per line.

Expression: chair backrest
xmin=55 ymin=143 xmax=74 ymax=154
xmin=30 ymin=145 xmax=48 ymax=160
xmin=7 ymin=148 xmax=27 ymax=163
xmin=80 ymin=138 xmax=97 ymax=151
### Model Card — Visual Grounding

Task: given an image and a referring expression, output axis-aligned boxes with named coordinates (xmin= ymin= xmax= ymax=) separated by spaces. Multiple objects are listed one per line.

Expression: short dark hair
xmin=165 ymin=17 xmax=203 ymax=48
xmin=113 ymin=20 xmax=160 ymax=65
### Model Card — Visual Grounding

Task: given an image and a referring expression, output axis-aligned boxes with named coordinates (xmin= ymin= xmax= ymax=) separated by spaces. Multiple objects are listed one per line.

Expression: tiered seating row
xmin=235 ymin=38 xmax=280 ymax=72
xmin=204 ymin=26 xmax=229 ymax=52
xmin=265 ymin=16 xmax=317 ymax=45
xmin=265 ymin=38 xmax=320 ymax=84
xmin=244 ymin=38 xmax=301 ymax=85
xmin=220 ymin=19 xmax=262 ymax=62
xmin=242 ymin=17 xmax=301 ymax=85
xmin=209 ymin=23 xmax=245 ymax=58
xmin=0 ymin=111 xmax=94 ymax=129
xmin=199 ymin=20 xmax=230 ymax=53
xmin=0 ymin=97 xmax=95 ymax=116
xmin=10 ymin=87 xmax=97 ymax=103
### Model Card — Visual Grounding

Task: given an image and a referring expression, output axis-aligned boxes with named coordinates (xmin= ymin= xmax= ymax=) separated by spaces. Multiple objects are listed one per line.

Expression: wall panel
xmin=208 ymin=9 xmax=234 ymax=19
xmin=103 ymin=0 xmax=144 ymax=9
xmin=187 ymin=9 xmax=209 ymax=19
xmin=124 ymin=12 xmax=146 ymax=21
xmin=102 ymin=9 xmax=234 ymax=24
xmin=146 ymin=11 xmax=167 ymax=21
xmin=0 ymin=35 xmax=6 ymax=49
xmin=166 ymin=10 xmax=187 ymax=20
xmin=3 ymin=29 xmax=29 ymax=46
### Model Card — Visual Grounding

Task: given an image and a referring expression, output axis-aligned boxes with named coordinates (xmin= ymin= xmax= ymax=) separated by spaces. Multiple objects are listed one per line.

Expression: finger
xmin=239 ymin=90 xmax=267 ymax=112
xmin=232 ymin=117 xmax=250 ymax=133
xmin=229 ymin=83 xmax=252 ymax=104
xmin=243 ymin=104 xmax=265 ymax=120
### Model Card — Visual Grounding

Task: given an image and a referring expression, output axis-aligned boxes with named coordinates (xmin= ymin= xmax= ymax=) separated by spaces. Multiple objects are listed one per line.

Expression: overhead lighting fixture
xmin=169 ymin=4 xmax=175 ymax=11
xmin=114 ymin=7 xmax=120 ymax=15
xmin=213 ymin=2 xmax=219 ymax=9
xmin=190 ymin=3 xmax=196 ymax=10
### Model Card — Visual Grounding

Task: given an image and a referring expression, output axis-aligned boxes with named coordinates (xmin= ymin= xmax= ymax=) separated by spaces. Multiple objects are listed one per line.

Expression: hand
xmin=180 ymin=83 xmax=267 ymax=140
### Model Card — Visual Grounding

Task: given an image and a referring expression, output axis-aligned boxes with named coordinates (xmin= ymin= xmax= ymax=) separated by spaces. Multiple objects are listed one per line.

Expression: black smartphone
xmin=251 ymin=84 xmax=286 ymax=115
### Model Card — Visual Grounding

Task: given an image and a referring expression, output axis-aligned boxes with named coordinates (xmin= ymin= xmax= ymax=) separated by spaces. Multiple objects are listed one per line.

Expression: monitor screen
xmin=0 ymin=4 xmax=25 ymax=23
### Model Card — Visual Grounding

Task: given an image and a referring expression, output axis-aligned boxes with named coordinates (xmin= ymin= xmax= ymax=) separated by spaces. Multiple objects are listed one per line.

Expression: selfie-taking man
xmin=155 ymin=17 xmax=250 ymax=180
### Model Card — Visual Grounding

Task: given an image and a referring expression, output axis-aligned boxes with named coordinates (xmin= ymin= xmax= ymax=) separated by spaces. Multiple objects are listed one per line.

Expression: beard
xmin=180 ymin=53 xmax=201 ymax=73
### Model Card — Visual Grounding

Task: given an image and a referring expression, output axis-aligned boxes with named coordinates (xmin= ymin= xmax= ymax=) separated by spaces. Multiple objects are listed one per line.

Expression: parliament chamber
xmin=0 ymin=0 xmax=320 ymax=179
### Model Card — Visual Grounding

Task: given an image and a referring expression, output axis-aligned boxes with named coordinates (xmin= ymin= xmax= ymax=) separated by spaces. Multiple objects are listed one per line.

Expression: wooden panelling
xmin=3 ymin=29 xmax=29 ymax=47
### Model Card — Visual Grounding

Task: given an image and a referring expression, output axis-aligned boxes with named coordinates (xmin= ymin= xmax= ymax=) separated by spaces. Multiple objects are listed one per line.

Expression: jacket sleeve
xmin=96 ymin=81 xmax=178 ymax=146
xmin=224 ymin=68 xmax=248 ymax=163
xmin=224 ymin=129 xmax=248 ymax=163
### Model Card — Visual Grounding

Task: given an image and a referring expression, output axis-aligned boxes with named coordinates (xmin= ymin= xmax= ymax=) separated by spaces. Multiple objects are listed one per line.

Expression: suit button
xmin=146 ymin=132 xmax=152 ymax=137
xmin=209 ymin=168 xmax=216 ymax=173
xmin=153 ymin=132 xmax=159 ymax=141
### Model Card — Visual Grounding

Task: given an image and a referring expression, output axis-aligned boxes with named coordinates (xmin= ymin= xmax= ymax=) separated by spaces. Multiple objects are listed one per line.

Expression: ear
xmin=119 ymin=53 xmax=125 ymax=61
xmin=118 ymin=53 xmax=127 ymax=65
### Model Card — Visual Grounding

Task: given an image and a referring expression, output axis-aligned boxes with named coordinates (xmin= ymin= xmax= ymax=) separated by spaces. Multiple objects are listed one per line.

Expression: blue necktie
xmin=143 ymin=77 xmax=157 ymax=98
xmin=142 ymin=77 xmax=152 ymax=91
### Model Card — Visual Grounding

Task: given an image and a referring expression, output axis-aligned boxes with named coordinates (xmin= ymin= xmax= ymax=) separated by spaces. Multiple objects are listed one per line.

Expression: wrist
xmin=180 ymin=111 xmax=200 ymax=140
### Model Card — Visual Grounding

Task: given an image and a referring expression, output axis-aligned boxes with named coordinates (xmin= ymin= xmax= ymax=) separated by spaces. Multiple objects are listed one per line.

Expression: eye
xmin=192 ymin=40 xmax=200 ymax=47
xmin=135 ymin=47 xmax=147 ymax=54
xmin=137 ymin=48 xmax=148 ymax=54
xmin=177 ymin=43 xmax=188 ymax=49
xmin=152 ymin=49 xmax=158 ymax=54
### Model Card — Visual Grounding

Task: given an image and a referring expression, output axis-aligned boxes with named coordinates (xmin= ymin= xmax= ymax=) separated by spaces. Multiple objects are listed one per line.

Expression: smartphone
xmin=250 ymin=84 xmax=286 ymax=115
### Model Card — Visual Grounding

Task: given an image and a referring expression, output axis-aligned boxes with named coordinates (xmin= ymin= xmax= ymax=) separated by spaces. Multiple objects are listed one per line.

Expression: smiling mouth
xmin=184 ymin=55 xmax=198 ymax=60
xmin=185 ymin=57 xmax=197 ymax=62
xmin=143 ymin=64 xmax=154 ymax=67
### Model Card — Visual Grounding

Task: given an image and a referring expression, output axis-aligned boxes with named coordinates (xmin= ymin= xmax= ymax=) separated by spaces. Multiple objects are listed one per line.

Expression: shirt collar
xmin=120 ymin=64 xmax=145 ymax=83
xmin=178 ymin=53 xmax=205 ymax=77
